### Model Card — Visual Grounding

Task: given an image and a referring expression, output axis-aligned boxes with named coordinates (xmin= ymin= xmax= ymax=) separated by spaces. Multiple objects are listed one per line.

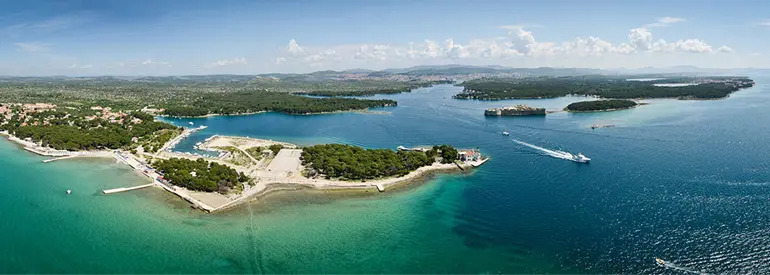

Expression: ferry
xmin=502 ymin=131 xmax=510 ymax=136
xmin=655 ymin=258 xmax=665 ymax=266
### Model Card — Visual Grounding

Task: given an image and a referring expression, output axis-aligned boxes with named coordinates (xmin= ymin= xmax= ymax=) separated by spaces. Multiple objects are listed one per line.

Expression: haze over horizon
xmin=3 ymin=0 xmax=770 ymax=76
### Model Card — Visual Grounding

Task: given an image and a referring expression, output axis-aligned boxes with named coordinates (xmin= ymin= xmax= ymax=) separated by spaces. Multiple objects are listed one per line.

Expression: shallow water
xmin=3 ymin=80 xmax=770 ymax=273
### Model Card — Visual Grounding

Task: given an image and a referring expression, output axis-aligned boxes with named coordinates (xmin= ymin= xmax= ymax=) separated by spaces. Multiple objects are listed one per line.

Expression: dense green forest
xmin=565 ymin=100 xmax=638 ymax=112
xmin=153 ymin=158 xmax=248 ymax=193
xmin=161 ymin=91 xmax=396 ymax=117
xmin=0 ymin=76 xmax=422 ymax=113
xmin=431 ymin=144 xmax=459 ymax=164
xmin=295 ymin=80 xmax=452 ymax=96
xmin=1 ymin=113 xmax=178 ymax=151
xmin=456 ymin=76 xmax=754 ymax=100
xmin=300 ymin=144 xmax=458 ymax=180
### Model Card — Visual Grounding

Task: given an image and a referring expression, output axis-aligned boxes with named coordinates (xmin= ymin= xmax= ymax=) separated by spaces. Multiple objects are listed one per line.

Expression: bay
xmin=2 ymin=80 xmax=770 ymax=273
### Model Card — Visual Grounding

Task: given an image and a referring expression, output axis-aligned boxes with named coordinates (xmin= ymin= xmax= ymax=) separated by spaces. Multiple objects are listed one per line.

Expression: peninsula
xmin=485 ymin=105 xmax=546 ymax=116
xmin=455 ymin=75 xmax=755 ymax=100
xmin=0 ymin=101 xmax=487 ymax=212
xmin=564 ymin=99 xmax=638 ymax=112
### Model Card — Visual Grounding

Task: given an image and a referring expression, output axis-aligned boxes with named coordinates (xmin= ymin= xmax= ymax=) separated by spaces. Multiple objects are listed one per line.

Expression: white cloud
xmin=67 ymin=64 xmax=92 ymax=69
xmin=716 ymin=46 xmax=734 ymax=53
xmin=140 ymin=59 xmax=171 ymax=67
xmin=203 ymin=57 xmax=247 ymax=68
xmin=499 ymin=23 xmax=544 ymax=30
xmin=287 ymin=39 xmax=304 ymax=55
xmin=272 ymin=25 xmax=732 ymax=71
xmin=628 ymin=28 xmax=653 ymax=51
xmin=760 ymin=20 xmax=770 ymax=27
xmin=644 ymin=17 xmax=686 ymax=28
xmin=15 ymin=42 xmax=50 ymax=52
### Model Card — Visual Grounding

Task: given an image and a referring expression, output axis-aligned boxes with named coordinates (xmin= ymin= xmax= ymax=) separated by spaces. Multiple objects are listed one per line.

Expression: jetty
xmin=103 ymin=183 xmax=154 ymax=194
xmin=42 ymin=155 xmax=78 ymax=163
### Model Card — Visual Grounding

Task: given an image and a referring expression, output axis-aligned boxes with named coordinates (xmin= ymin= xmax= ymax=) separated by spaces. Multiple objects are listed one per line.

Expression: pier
xmin=103 ymin=183 xmax=154 ymax=194
xmin=42 ymin=155 xmax=78 ymax=163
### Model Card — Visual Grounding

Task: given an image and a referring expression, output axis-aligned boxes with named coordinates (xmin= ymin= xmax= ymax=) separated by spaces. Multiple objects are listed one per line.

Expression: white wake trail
xmin=511 ymin=139 xmax=575 ymax=161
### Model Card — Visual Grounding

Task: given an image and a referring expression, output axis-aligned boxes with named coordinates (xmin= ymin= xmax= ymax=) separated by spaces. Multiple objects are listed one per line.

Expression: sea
xmin=2 ymin=79 xmax=770 ymax=273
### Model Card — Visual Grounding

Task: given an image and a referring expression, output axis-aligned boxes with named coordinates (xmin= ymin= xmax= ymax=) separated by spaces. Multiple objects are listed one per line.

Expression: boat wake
xmin=511 ymin=139 xmax=589 ymax=163
xmin=657 ymin=259 xmax=708 ymax=275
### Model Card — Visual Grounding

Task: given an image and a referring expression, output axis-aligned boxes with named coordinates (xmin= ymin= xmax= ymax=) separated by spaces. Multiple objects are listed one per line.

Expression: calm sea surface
xmin=2 ymin=79 xmax=770 ymax=273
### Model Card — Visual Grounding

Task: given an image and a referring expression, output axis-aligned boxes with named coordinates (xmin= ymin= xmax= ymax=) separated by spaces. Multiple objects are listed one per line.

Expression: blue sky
xmin=1 ymin=0 xmax=768 ymax=75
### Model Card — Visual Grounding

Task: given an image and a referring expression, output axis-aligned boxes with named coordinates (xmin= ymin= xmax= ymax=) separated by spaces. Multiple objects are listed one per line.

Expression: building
xmin=459 ymin=150 xmax=481 ymax=162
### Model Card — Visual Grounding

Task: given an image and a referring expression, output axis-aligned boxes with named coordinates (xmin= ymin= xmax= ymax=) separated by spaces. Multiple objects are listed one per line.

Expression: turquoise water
xmin=3 ymin=80 xmax=770 ymax=273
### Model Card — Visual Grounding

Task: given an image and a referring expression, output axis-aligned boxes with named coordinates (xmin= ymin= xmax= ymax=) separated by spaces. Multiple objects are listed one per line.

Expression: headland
xmin=0 ymin=102 xmax=487 ymax=213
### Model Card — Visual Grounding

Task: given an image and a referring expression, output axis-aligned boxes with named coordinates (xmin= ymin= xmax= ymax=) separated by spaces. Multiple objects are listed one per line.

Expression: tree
xmin=269 ymin=144 xmax=283 ymax=155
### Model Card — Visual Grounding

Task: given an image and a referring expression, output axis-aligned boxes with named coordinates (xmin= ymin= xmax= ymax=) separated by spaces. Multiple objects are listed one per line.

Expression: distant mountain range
xmin=255 ymin=65 xmax=770 ymax=80
xmin=1 ymin=65 xmax=768 ymax=81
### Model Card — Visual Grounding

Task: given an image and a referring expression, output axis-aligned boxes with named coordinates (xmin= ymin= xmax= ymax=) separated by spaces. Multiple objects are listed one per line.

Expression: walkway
xmin=103 ymin=183 xmax=154 ymax=194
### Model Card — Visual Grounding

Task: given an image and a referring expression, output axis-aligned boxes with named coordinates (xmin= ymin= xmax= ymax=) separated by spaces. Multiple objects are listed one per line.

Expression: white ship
xmin=502 ymin=131 xmax=510 ymax=136
xmin=565 ymin=152 xmax=590 ymax=163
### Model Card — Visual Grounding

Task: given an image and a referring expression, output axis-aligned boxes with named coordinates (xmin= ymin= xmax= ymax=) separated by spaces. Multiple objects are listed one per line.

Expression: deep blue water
xmin=156 ymin=80 xmax=770 ymax=273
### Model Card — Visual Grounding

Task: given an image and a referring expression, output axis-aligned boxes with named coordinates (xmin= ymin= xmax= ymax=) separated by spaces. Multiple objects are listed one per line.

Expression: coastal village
xmin=0 ymin=102 xmax=488 ymax=212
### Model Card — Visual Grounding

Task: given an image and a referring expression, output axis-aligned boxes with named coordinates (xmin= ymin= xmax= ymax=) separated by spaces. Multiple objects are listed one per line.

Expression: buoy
xmin=66 ymin=189 xmax=71 ymax=194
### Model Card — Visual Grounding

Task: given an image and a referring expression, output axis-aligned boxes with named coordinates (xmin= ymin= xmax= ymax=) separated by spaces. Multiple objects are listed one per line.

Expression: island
xmin=484 ymin=105 xmax=546 ymax=116
xmin=564 ymin=99 xmax=638 ymax=112
xmin=455 ymin=75 xmax=755 ymax=100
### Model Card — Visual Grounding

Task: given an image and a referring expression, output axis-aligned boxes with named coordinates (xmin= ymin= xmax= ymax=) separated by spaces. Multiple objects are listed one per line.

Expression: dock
xmin=42 ymin=155 xmax=78 ymax=163
xmin=103 ymin=183 xmax=154 ymax=194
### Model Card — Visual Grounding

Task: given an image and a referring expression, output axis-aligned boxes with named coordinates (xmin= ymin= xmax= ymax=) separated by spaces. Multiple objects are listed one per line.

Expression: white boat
xmin=66 ymin=189 xmax=71 ymax=195
xmin=565 ymin=152 xmax=590 ymax=163
xmin=188 ymin=122 xmax=194 ymax=125
xmin=574 ymin=153 xmax=591 ymax=163
xmin=502 ymin=131 xmax=510 ymax=136
xmin=655 ymin=258 xmax=665 ymax=266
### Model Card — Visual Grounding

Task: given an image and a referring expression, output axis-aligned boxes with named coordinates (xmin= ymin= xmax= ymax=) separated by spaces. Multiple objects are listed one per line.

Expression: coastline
xmin=159 ymin=106 xmax=394 ymax=119
xmin=2 ymin=126 xmax=487 ymax=213
xmin=564 ymin=106 xmax=638 ymax=113
xmin=212 ymin=161 xmax=474 ymax=213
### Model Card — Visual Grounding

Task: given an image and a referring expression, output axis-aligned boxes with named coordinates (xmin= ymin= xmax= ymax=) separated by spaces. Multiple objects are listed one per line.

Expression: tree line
xmin=153 ymin=157 xmax=249 ymax=193
xmin=1 ymin=112 xmax=178 ymax=151
xmin=456 ymin=76 xmax=755 ymax=100
xmin=300 ymin=144 xmax=459 ymax=180
xmin=162 ymin=91 xmax=397 ymax=117
xmin=565 ymin=100 xmax=638 ymax=112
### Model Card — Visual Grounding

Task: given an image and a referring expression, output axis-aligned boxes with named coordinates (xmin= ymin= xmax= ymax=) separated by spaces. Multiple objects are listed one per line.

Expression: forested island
xmin=152 ymin=157 xmax=249 ymax=193
xmin=160 ymin=91 xmax=396 ymax=117
xmin=300 ymin=144 xmax=459 ymax=180
xmin=455 ymin=76 xmax=755 ymax=100
xmin=565 ymin=100 xmax=638 ymax=112
xmin=295 ymin=80 xmax=453 ymax=97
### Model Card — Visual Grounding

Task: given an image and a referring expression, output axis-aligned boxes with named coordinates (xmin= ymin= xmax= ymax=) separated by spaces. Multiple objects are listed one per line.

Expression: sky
xmin=1 ymin=0 xmax=769 ymax=75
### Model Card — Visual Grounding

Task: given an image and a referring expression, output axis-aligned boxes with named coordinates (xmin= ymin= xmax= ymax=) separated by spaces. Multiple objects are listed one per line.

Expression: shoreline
xmin=2 ymin=128 xmax=487 ymax=213
xmin=212 ymin=161 xmax=473 ymax=213
xmin=564 ymin=106 xmax=638 ymax=113
xmin=158 ymin=106 xmax=393 ymax=119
